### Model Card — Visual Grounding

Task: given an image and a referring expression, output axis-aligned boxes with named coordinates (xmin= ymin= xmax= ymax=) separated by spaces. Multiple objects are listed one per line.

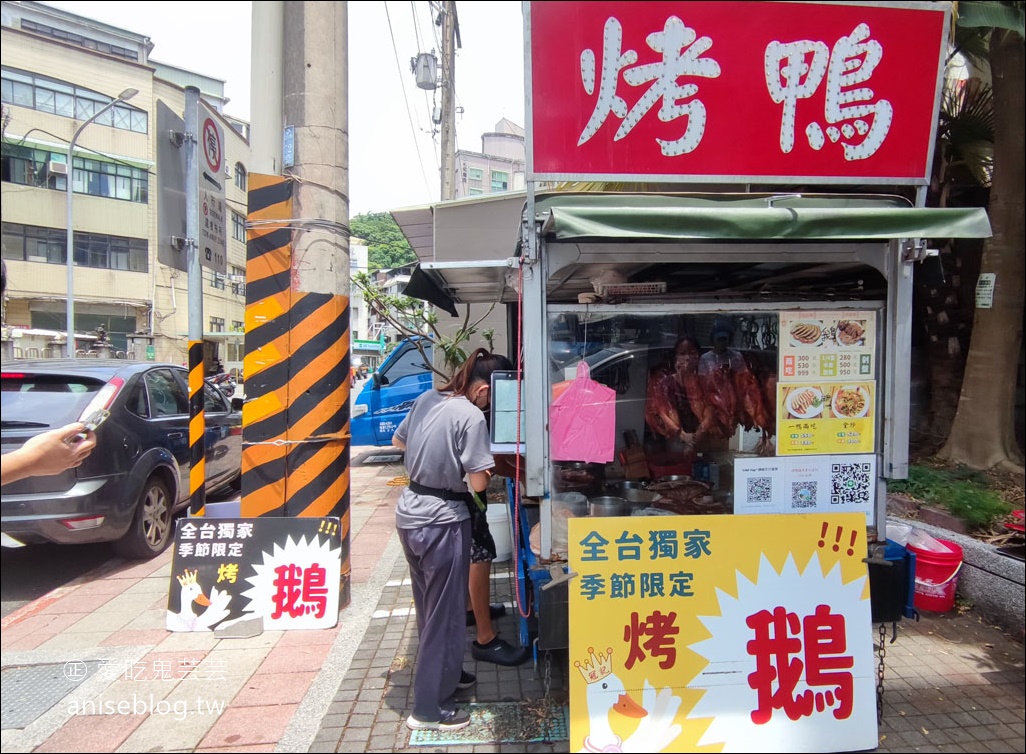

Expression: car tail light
xmin=1 ymin=372 xmax=27 ymax=379
xmin=60 ymin=516 xmax=106 ymax=530
xmin=77 ymin=376 xmax=125 ymax=421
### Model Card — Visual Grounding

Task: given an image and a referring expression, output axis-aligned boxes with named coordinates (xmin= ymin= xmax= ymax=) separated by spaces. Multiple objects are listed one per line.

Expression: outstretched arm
xmin=1 ymin=423 xmax=96 ymax=486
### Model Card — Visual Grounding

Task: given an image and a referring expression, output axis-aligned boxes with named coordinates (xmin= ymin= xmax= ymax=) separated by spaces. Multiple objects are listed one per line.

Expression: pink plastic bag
xmin=550 ymin=361 xmax=616 ymax=463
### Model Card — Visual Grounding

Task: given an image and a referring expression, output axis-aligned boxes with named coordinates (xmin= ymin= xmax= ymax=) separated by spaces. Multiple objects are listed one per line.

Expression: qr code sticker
xmin=747 ymin=477 xmax=772 ymax=503
xmin=791 ymin=481 xmax=817 ymax=509
xmin=830 ymin=462 xmax=873 ymax=505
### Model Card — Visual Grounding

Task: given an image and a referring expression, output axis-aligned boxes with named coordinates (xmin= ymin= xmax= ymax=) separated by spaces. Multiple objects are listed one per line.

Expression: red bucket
xmin=908 ymin=537 xmax=963 ymax=613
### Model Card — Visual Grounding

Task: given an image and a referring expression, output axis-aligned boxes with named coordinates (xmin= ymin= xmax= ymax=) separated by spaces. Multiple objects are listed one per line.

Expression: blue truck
xmin=350 ymin=335 xmax=598 ymax=447
xmin=350 ymin=338 xmax=434 ymax=447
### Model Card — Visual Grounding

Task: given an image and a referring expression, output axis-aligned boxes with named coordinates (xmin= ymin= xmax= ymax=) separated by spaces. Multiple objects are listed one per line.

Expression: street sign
xmin=199 ymin=103 xmax=227 ymax=274
xmin=156 ymin=100 xmax=229 ymax=274
xmin=156 ymin=100 xmax=188 ymax=272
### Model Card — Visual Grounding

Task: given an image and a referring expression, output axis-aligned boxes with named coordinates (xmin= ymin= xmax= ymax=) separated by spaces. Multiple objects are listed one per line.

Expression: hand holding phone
xmin=69 ymin=409 xmax=110 ymax=444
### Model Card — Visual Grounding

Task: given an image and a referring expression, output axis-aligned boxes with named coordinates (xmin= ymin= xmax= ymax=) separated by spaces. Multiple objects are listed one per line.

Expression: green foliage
xmin=351 ymin=270 xmax=495 ymax=380
xmin=350 ymin=212 xmax=417 ymax=272
xmin=349 ymin=210 xmax=495 ymax=379
xmin=887 ymin=464 xmax=1014 ymax=531
xmin=939 ymin=78 xmax=994 ymax=191
xmin=956 ymin=1 xmax=1025 ymax=40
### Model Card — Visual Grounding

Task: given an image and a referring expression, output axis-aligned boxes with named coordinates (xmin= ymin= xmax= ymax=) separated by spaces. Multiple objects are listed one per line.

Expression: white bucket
xmin=486 ymin=503 xmax=514 ymax=562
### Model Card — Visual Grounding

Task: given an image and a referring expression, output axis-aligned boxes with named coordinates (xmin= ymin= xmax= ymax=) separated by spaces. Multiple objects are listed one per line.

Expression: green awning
xmin=536 ymin=193 xmax=992 ymax=242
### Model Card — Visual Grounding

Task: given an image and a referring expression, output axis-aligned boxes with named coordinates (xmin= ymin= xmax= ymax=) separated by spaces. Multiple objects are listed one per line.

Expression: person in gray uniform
xmin=392 ymin=348 xmax=515 ymax=732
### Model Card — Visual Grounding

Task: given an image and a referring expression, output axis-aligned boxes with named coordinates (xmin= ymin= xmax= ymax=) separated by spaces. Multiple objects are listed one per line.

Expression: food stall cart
xmin=409 ymin=189 xmax=990 ymax=751
xmin=397 ymin=2 xmax=994 ymax=750
xmin=411 ymin=189 xmax=990 ymax=644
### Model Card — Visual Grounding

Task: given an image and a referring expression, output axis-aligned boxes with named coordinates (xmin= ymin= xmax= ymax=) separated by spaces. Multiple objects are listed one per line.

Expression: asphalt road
xmin=0 ymin=487 xmax=240 ymax=619
xmin=1 ymin=419 xmax=397 ymax=621
xmin=0 ymin=539 xmax=114 ymax=619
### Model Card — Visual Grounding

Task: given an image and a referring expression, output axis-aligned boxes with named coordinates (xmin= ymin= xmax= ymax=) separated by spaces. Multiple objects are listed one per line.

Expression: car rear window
xmin=0 ymin=373 xmax=103 ymax=427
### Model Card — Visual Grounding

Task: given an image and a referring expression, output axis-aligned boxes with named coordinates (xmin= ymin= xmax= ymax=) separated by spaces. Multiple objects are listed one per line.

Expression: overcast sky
xmin=42 ymin=1 xmax=527 ymax=215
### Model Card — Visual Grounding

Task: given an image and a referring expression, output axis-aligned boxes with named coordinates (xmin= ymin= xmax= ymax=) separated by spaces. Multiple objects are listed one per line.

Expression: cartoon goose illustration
xmin=166 ymin=569 xmax=233 ymax=631
xmin=577 ymin=647 xmax=683 ymax=753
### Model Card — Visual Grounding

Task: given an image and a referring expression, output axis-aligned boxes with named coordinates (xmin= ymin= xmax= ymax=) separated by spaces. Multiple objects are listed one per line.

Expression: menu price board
xmin=776 ymin=310 xmax=877 ymax=456
xmin=777 ymin=382 xmax=875 ymax=455
xmin=779 ymin=311 xmax=876 ymax=381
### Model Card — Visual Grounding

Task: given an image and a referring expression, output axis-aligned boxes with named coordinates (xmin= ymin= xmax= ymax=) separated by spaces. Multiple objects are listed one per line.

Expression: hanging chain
xmin=542 ymin=647 xmax=552 ymax=697
xmin=875 ymin=622 xmax=887 ymax=724
xmin=530 ymin=649 xmax=563 ymax=741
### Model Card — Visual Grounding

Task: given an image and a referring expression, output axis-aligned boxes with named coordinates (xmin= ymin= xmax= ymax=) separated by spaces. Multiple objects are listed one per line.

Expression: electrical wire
xmin=384 ymin=1 xmax=435 ymax=198
xmin=409 ymin=0 xmax=425 ymax=52
xmin=427 ymin=0 xmax=463 ymax=158
xmin=247 ymin=218 xmax=351 ymax=236
xmin=413 ymin=2 xmax=438 ymax=138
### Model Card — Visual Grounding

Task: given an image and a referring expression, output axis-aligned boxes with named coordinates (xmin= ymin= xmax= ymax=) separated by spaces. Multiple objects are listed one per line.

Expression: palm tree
xmin=912 ymin=45 xmax=994 ymax=452
xmin=938 ymin=1 xmax=1025 ymax=472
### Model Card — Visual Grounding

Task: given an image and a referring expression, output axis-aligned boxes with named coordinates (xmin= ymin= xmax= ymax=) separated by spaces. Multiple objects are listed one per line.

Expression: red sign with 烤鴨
xmin=527 ymin=1 xmax=948 ymax=185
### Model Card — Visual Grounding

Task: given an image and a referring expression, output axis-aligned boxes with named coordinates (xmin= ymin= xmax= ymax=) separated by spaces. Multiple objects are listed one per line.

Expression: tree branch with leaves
xmin=352 ymin=271 xmax=494 ymax=380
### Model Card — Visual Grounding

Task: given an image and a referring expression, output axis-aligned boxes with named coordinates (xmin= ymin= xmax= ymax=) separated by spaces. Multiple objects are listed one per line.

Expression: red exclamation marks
xmin=818 ymin=522 xmax=859 ymax=556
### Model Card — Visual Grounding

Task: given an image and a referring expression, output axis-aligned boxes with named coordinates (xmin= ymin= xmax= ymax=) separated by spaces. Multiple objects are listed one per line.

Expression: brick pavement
xmin=2 ymin=448 xmax=1023 ymax=753
xmin=309 ymin=546 xmax=1025 ymax=754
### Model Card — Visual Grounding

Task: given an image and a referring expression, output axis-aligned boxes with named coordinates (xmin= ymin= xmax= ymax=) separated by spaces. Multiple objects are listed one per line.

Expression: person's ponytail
xmin=439 ymin=348 xmax=513 ymax=397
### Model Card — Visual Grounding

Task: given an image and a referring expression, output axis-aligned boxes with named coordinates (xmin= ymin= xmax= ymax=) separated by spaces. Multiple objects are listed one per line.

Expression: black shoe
xmin=465 ymin=603 xmax=507 ymax=627
xmin=406 ymin=708 xmax=471 ymax=731
xmin=471 ymin=637 xmax=530 ymax=666
xmin=457 ymin=670 xmax=476 ymax=689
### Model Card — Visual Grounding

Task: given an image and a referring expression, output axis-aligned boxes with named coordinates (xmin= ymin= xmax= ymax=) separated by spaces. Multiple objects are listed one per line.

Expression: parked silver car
xmin=1 ymin=360 xmax=242 ymax=558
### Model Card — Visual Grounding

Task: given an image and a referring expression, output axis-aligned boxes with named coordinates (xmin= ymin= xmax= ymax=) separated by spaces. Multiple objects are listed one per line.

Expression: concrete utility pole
xmin=242 ymin=1 xmax=353 ymax=607
xmin=438 ymin=1 xmax=459 ymax=201
xmin=281 ymin=2 xmax=350 ymax=300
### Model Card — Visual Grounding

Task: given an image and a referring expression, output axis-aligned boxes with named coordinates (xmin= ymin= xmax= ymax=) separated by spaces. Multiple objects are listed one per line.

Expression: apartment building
xmin=348 ymin=238 xmax=388 ymax=371
xmin=365 ymin=263 xmax=416 ymax=351
xmin=453 ymin=117 xmax=525 ymax=199
xmin=0 ymin=0 xmax=249 ymax=374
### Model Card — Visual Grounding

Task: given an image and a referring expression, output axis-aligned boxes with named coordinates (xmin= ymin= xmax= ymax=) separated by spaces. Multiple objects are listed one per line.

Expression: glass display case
xmin=544 ymin=305 xmax=881 ymax=526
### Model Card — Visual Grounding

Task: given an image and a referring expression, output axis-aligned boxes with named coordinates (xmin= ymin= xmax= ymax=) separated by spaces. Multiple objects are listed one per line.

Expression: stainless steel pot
xmin=657 ymin=475 xmax=693 ymax=483
xmin=621 ymin=488 xmax=662 ymax=505
xmin=604 ymin=480 xmax=648 ymax=495
xmin=589 ymin=496 xmax=626 ymax=517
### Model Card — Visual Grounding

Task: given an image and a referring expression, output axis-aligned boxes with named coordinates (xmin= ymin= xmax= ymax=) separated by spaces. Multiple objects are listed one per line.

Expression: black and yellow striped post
xmin=240 ymin=173 xmax=352 ymax=606
xmin=187 ymin=341 xmax=206 ymax=516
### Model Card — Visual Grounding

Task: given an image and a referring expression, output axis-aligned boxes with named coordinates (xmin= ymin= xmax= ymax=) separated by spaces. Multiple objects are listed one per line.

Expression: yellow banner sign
xmin=568 ymin=512 xmax=876 ymax=753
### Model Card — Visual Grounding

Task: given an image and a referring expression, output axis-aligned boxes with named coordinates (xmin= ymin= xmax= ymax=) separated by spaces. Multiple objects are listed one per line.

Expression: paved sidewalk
xmin=2 ymin=449 xmax=1024 ymax=753
xmin=1 ymin=449 xmax=407 ymax=753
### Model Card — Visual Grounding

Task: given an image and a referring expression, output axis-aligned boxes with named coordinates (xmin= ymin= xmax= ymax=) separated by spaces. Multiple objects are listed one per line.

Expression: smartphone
xmin=69 ymin=408 xmax=110 ymax=444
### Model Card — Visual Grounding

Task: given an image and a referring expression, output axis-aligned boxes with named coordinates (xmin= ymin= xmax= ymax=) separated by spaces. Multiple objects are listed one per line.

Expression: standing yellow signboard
xmin=568 ymin=513 xmax=877 ymax=753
